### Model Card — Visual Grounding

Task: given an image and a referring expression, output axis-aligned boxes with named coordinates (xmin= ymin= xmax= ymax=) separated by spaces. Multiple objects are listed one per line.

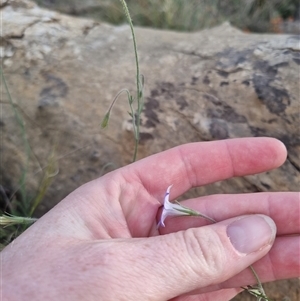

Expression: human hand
xmin=2 ymin=138 xmax=299 ymax=301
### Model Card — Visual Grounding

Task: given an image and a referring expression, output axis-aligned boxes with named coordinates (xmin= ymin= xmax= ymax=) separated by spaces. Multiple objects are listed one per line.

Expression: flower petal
xmin=157 ymin=185 xmax=190 ymax=228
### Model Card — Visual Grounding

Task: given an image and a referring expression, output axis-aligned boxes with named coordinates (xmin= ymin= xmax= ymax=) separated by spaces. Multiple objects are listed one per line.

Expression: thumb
xmin=119 ymin=214 xmax=276 ymax=300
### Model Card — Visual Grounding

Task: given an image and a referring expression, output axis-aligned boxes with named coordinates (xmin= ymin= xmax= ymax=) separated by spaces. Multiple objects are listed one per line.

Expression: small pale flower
xmin=157 ymin=185 xmax=216 ymax=228
xmin=157 ymin=185 xmax=191 ymax=228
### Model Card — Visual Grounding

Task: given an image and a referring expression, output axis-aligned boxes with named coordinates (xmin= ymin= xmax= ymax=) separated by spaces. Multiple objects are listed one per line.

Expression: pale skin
xmin=1 ymin=138 xmax=299 ymax=301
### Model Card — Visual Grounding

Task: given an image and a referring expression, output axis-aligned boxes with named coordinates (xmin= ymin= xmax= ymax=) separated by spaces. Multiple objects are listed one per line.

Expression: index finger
xmin=123 ymin=137 xmax=287 ymax=199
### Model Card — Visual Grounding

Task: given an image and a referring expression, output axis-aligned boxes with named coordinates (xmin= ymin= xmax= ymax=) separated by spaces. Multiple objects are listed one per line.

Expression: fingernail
xmin=227 ymin=215 xmax=276 ymax=254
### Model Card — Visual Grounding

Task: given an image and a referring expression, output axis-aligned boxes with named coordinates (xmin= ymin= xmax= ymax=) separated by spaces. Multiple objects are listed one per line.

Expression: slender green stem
xmin=101 ymin=89 xmax=131 ymax=128
xmin=1 ymin=68 xmax=31 ymax=212
xmin=119 ymin=0 xmax=143 ymax=162
xmin=102 ymin=1 xmax=143 ymax=162
xmin=249 ymin=265 xmax=267 ymax=299
xmin=119 ymin=0 xmax=140 ymax=104
xmin=29 ymin=150 xmax=58 ymax=217
xmin=175 ymin=201 xmax=217 ymax=224
xmin=0 ymin=213 xmax=38 ymax=227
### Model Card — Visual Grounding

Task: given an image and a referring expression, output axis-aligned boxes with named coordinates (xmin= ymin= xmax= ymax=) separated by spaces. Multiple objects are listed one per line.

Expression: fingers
xmin=225 ymin=235 xmax=300 ymax=287
xmin=110 ymin=214 xmax=276 ymax=300
xmin=123 ymin=137 xmax=286 ymax=200
xmin=160 ymin=192 xmax=300 ymax=235
xmin=65 ymin=137 xmax=286 ymax=237
xmin=187 ymin=235 xmax=300 ymax=295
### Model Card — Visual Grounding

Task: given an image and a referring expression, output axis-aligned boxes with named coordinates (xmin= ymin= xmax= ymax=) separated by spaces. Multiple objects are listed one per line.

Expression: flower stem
xmin=119 ymin=0 xmax=143 ymax=162
xmin=174 ymin=200 xmax=217 ymax=223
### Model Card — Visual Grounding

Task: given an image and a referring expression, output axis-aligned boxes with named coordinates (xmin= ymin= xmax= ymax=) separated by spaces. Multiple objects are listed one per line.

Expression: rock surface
xmin=1 ymin=1 xmax=299 ymax=300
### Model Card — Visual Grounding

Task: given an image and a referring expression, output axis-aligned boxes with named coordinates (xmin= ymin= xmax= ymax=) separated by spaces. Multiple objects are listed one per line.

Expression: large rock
xmin=1 ymin=1 xmax=299 ymax=299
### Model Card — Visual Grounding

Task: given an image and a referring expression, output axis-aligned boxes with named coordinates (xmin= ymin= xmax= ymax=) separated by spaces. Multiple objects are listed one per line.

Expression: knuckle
xmin=180 ymin=228 xmax=227 ymax=280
